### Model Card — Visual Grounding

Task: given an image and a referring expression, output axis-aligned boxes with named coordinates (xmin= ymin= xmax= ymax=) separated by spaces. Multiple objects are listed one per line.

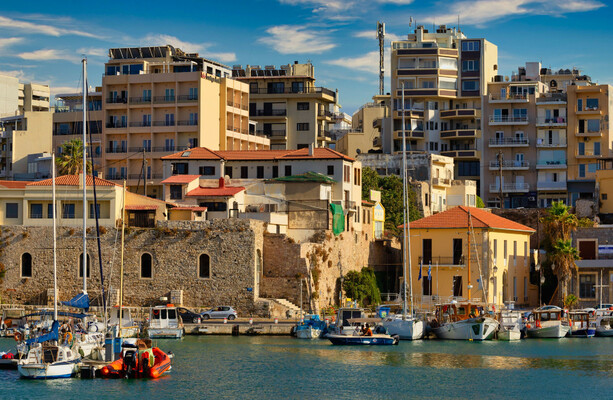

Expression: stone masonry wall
xmin=0 ymin=219 xmax=265 ymax=315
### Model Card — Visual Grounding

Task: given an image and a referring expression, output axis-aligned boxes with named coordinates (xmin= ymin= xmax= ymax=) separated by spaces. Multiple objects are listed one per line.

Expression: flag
xmin=428 ymin=263 xmax=432 ymax=281
xmin=418 ymin=260 xmax=422 ymax=280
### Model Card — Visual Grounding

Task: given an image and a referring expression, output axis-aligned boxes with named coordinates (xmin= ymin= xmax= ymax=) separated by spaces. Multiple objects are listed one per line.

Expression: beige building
xmin=336 ymin=97 xmax=386 ymax=158
xmin=388 ymin=25 xmax=498 ymax=192
xmin=233 ymin=62 xmax=338 ymax=150
xmin=0 ymin=75 xmax=50 ymax=117
xmin=100 ymin=45 xmax=269 ymax=198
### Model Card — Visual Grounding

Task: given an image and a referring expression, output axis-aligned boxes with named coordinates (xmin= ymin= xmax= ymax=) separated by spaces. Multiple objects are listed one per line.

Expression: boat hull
xmin=498 ymin=329 xmax=521 ymax=341
xmin=569 ymin=328 xmax=596 ymax=338
xmin=148 ymin=328 xmax=183 ymax=339
xmin=382 ymin=318 xmax=425 ymax=340
xmin=296 ymin=326 xmax=321 ymax=339
xmin=18 ymin=360 xmax=79 ymax=379
xmin=526 ymin=324 xmax=570 ymax=339
xmin=432 ymin=318 xmax=498 ymax=341
xmin=327 ymin=334 xmax=398 ymax=345
xmin=596 ymin=327 xmax=613 ymax=337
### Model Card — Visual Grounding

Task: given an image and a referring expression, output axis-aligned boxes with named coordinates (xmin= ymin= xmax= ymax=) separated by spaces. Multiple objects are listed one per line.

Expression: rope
xmin=467 ymin=210 xmax=487 ymax=303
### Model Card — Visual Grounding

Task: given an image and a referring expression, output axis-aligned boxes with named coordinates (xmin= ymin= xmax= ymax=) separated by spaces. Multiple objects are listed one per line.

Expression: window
xmin=327 ymin=165 xmax=334 ymax=175
xmin=62 ymin=203 xmax=75 ymax=219
xmin=457 ymin=161 xmax=479 ymax=177
xmin=462 ymin=80 xmax=479 ymax=91
xmin=249 ymin=83 xmax=258 ymax=94
xmin=170 ymin=185 xmax=183 ymax=200
xmin=461 ymin=41 xmax=480 ymax=51
xmin=579 ymin=164 xmax=586 ymax=178
xmin=587 ymin=119 xmax=600 ymax=133
xmin=513 ymin=241 xmax=517 ymax=265
xmin=503 ymin=240 xmax=507 ymax=260
xmin=603 ymin=193 xmax=608 ymax=200
xmin=199 ymin=254 xmax=210 ymax=278
xmin=586 ymin=98 xmax=598 ymax=110
xmin=224 ymin=166 xmax=233 ymax=179
xmin=588 ymin=163 xmax=598 ymax=173
xmin=199 ymin=202 xmax=227 ymax=212
xmin=453 ymin=238 xmax=463 ymax=265
xmin=47 ymin=203 xmax=54 ymax=219
xmin=78 ymin=253 xmax=91 ymax=278
xmin=172 ymin=163 xmax=189 ymax=175
xmin=268 ymin=82 xmax=285 ymax=94
xmin=579 ymin=274 xmax=595 ymax=298
xmin=297 ymin=102 xmax=309 ymax=110
xmin=285 ymin=165 xmax=292 ymax=176
xmin=199 ymin=166 xmax=215 ymax=176
xmin=422 ymin=276 xmax=432 ymax=295
xmin=422 ymin=239 xmax=432 ymax=264
xmin=89 ymin=203 xmax=100 ymax=219
xmin=297 ymin=123 xmax=309 ymax=131
xmin=272 ymin=166 xmax=279 ymax=178
xmin=461 ymin=60 xmax=479 ymax=72
xmin=493 ymin=239 xmax=498 ymax=259
xmin=30 ymin=203 xmax=43 ymax=219
xmin=524 ymin=242 xmax=528 ymax=266
xmin=141 ymin=253 xmax=152 ymax=278
xmin=291 ymin=82 xmax=304 ymax=93
xmin=257 ymin=166 xmax=264 ymax=179
xmin=6 ymin=203 xmax=18 ymax=219
xmin=453 ymin=276 xmax=463 ymax=297
xmin=594 ymin=142 xmax=601 ymax=156
xmin=578 ymin=142 xmax=585 ymax=155
xmin=21 ymin=253 xmax=32 ymax=277
xmin=241 ymin=166 xmax=248 ymax=179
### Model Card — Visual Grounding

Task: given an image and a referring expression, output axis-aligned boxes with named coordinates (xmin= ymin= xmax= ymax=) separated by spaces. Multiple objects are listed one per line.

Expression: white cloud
xmin=0 ymin=37 xmax=24 ymax=51
xmin=137 ymin=34 xmax=237 ymax=63
xmin=50 ymin=86 xmax=81 ymax=95
xmin=259 ymin=25 xmax=336 ymax=54
xmin=354 ymin=30 xmax=402 ymax=42
xmin=207 ymin=52 xmax=237 ymax=63
xmin=325 ymin=51 xmax=380 ymax=74
xmin=0 ymin=16 xmax=97 ymax=38
xmin=77 ymin=47 xmax=107 ymax=57
xmin=377 ymin=0 xmax=413 ymax=4
xmin=278 ymin=0 xmax=350 ymax=11
xmin=0 ymin=69 xmax=27 ymax=80
xmin=17 ymin=49 xmax=81 ymax=64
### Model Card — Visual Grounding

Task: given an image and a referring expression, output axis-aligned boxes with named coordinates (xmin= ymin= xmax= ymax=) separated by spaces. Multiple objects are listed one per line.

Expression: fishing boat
xmin=525 ymin=306 xmax=570 ymax=339
xmin=100 ymin=339 xmax=172 ymax=379
xmin=431 ymin=302 xmax=499 ymax=340
xmin=595 ymin=315 xmax=613 ymax=337
xmin=295 ymin=314 xmax=326 ymax=339
xmin=497 ymin=311 xmax=523 ymax=341
xmin=327 ymin=318 xmax=399 ymax=345
xmin=326 ymin=307 xmax=366 ymax=336
xmin=568 ymin=309 xmax=596 ymax=338
xmin=148 ymin=305 xmax=184 ymax=339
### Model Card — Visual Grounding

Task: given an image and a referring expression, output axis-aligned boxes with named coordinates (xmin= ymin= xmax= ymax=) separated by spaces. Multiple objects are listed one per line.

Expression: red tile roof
xmin=27 ymin=175 xmax=119 ymax=187
xmin=406 ymin=206 xmax=535 ymax=232
xmin=186 ymin=186 xmax=245 ymax=197
xmin=125 ymin=205 xmax=158 ymax=211
xmin=161 ymin=147 xmax=223 ymax=160
xmin=171 ymin=206 xmax=208 ymax=211
xmin=0 ymin=181 xmax=30 ymax=189
xmin=216 ymin=150 xmax=293 ymax=160
xmin=276 ymin=147 xmax=354 ymax=161
xmin=160 ymin=175 xmax=200 ymax=184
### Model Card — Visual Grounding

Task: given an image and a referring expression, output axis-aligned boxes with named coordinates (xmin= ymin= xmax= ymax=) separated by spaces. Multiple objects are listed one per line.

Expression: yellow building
xmin=595 ymin=158 xmax=613 ymax=216
xmin=336 ymin=98 xmax=387 ymax=158
xmin=406 ymin=206 xmax=536 ymax=309
xmin=233 ymin=62 xmax=337 ymax=150
xmin=100 ymin=45 xmax=269 ymax=198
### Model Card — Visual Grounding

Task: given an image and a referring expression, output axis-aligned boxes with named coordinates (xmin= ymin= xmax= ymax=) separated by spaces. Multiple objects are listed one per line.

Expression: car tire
xmin=202 ymin=315 xmax=210 ymax=320
xmin=228 ymin=315 xmax=236 ymax=321
xmin=192 ymin=317 xmax=199 ymax=324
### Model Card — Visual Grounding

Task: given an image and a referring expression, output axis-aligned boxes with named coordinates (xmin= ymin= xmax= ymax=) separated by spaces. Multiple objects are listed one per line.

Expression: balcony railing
xmin=177 ymin=95 xmax=198 ymax=102
xmin=256 ymin=129 xmax=286 ymax=137
xmin=178 ymin=120 xmax=198 ymax=126
xmin=489 ymin=160 xmax=530 ymax=169
xmin=431 ymin=177 xmax=451 ymax=186
xmin=418 ymin=256 xmax=465 ymax=266
xmin=536 ymin=117 xmax=566 ymax=125
xmin=129 ymin=121 xmax=151 ymax=127
xmin=106 ymin=147 xmax=127 ymax=154
xmin=152 ymin=121 xmax=176 ymax=127
xmin=489 ymin=116 xmax=528 ymax=123
xmin=333 ymin=200 xmax=356 ymax=210
xmin=106 ymin=97 xmax=128 ymax=104
xmin=536 ymin=140 xmax=566 ymax=147
xmin=254 ymin=109 xmax=287 ymax=117
xmin=537 ymin=181 xmax=567 ymax=190
xmin=128 ymin=146 xmax=151 ymax=152
xmin=488 ymin=138 xmax=529 ymax=146
xmin=489 ymin=93 xmax=528 ymax=101
xmin=536 ymin=160 xmax=567 ymax=167
xmin=318 ymin=110 xmax=334 ymax=118
xmin=249 ymin=86 xmax=336 ymax=98
xmin=153 ymin=96 xmax=176 ymax=103
xmin=150 ymin=146 xmax=190 ymax=152
xmin=127 ymin=173 xmax=163 ymax=180
xmin=129 ymin=97 xmax=151 ymax=104
xmin=106 ymin=174 xmax=127 ymax=180
xmin=489 ymin=183 xmax=530 ymax=192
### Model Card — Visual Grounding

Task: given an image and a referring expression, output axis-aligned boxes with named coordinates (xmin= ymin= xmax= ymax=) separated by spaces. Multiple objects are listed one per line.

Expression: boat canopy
xmin=22 ymin=310 xmax=91 ymax=319
xmin=61 ymin=293 xmax=90 ymax=311
xmin=25 ymin=320 xmax=60 ymax=345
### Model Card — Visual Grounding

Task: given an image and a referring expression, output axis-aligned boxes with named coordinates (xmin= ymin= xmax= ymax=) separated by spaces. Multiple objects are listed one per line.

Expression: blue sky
xmin=0 ymin=0 xmax=611 ymax=114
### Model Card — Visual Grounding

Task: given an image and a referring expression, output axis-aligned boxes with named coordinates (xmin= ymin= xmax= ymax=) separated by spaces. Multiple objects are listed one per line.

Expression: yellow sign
xmin=370 ymin=190 xmax=381 ymax=202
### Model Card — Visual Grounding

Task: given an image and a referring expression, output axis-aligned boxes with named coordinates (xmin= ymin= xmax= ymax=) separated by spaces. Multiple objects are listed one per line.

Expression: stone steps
xmin=272 ymin=298 xmax=301 ymax=312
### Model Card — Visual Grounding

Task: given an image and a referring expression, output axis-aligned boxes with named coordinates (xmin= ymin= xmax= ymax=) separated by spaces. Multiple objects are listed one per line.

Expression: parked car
xmin=177 ymin=307 xmax=202 ymax=324
xmin=201 ymin=306 xmax=237 ymax=320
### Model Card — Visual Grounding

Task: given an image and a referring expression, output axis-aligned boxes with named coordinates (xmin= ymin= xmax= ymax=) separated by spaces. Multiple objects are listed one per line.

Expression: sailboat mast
xmin=467 ymin=211 xmax=472 ymax=301
xmin=52 ymin=152 xmax=58 ymax=322
xmin=119 ymin=181 xmax=126 ymax=336
xmin=82 ymin=58 xmax=88 ymax=294
xmin=400 ymin=88 xmax=409 ymax=318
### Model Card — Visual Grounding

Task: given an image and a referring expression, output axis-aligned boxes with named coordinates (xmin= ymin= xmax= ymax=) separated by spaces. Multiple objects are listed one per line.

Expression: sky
xmin=0 ymin=0 xmax=611 ymax=115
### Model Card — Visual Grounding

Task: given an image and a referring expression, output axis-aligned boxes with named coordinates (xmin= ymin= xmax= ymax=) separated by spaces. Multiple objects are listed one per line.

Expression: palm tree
xmin=550 ymin=239 xmax=580 ymax=303
xmin=542 ymin=201 xmax=578 ymax=242
xmin=56 ymin=139 xmax=92 ymax=175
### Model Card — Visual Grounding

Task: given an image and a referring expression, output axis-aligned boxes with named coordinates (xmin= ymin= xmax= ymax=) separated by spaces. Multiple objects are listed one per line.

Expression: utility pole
xmin=143 ymin=149 xmax=148 ymax=197
xmin=377 ymin=21 xmax=385 ymax=96
xmin=497 ymin=150 xmax=504 ymax=209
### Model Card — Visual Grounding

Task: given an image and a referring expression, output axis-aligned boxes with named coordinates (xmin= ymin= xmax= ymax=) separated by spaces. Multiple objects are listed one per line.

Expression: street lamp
xmin=535 ymin=263 xmax=544 ymax=306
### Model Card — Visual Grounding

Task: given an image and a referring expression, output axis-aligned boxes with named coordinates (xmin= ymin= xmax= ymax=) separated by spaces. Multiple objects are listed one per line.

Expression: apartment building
xmin=0 ymin=75 xmax=50 ymax=117
xmin=388 ymin=25 xmax=498 ymax=192
xmin=101 ymin=45 xmax=269 ymax=198
xmin=53 ymin=90 xmax=104 ymax=170
xmin=336 ymin=97 xmax=386 ymax=158
xmin=232 ymin=62 xmax=338 ymax=150
xmin=566 ymin=84 xmax=612 ymax=205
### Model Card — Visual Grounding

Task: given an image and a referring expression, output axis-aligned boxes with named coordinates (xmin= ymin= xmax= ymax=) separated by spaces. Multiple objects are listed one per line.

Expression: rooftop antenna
xmin=377 ymin=21 xmax=385 ymax=96
xmin=458 ymin=14 xmax=460 ymax=32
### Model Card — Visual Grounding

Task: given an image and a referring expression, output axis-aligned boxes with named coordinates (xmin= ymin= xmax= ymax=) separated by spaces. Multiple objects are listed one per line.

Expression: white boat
xmin=148 ymin=305 xmax=184 ymax=339
xmin=382 ymin=314 xmax=425 ymax=340
xmin=18 ymin=343 xmax=80 ymax=379
xmin=327 ymin=308 xmax=366 ymax=336
xmin=107 ymin=307 xmax=140 ymax=338
xmin=296 ymin=325 xmax=322 ymax=339
xmin=595 ymin=315 xmax=613 ymax=337
xmin=526 ymin=306 xmax=570 ymax=339
xmin=497 ymin=311 xmax=523 ymax=341
xmin=431 ymin=302 xmax=499 ymax=340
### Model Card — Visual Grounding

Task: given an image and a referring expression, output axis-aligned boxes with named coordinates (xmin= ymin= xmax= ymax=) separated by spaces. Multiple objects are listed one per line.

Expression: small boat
xmin=595 ymin=315 xmax=613 ymax=337
xmin=101 ymin=339 xmax=172 ymax=379
xmin=326 ymin=307 xmax=366 ymax=336
xmin=497 ymin=311 xmax=523 ymax=341
xmin=327 ymin=320 xmax=399 ymax=345
xmin=107 ymin=306 xmax=140 ymax=338
xmin=568 ymin=309 xmax=596 ymax=338
xmin=295 ymin=315 xmax=326 ymax=339
xmin=525 ymin=306 xmax=570 ymax=339
xmin=382 ymin=314 xmax=425 ymax=340
xmin=148 ymin=305 xmax=184 ymax=339
xmin=431 ymin=302 xmax=498 ymax=341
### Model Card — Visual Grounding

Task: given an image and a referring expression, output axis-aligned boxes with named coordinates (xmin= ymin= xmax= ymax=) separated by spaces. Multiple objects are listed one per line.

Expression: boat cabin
xmin=527 ymin=306 xmax=566 ymax=327
xmin=25 ymin=344 xmax=74 ymax=364
xmin=149 ymin=305 xmax=181 ymax=330
xmin=436 ymin=303 xmax=485 ymax=323
xmin=569 ymin=310 xmax=595 ymax=329
xmin=336 ymin=308 xmax=365 ymax=327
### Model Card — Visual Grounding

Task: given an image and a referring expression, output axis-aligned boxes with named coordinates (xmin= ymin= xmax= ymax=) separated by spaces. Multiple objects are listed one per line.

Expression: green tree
xmin=361 ymin=166 xmax=380 ymax=201
xmin=476 ymin=196 xmax=485 ymax=208
xmin=342 ymin=267 xmax=381 ymax=307
xmin=56 ymin=139 xmax=92 ymax=175
xmin=551 ymin=239 xmax=580 ymax=303
xmin=564 ymin=294 xmax=578 ymax=310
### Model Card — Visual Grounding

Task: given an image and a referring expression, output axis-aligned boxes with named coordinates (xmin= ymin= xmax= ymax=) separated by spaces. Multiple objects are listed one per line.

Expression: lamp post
xmin=491 ymin=265 xmax=498 ymax=306
xmin=535 ymin=263 xmax=543 ymax=306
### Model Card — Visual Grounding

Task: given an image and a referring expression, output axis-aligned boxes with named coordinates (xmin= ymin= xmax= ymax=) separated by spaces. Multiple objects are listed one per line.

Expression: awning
xmin=329 ymin=203 xmax=344 ymax=236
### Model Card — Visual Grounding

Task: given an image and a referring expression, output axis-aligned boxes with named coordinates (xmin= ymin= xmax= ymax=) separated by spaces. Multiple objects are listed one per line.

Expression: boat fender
xmin=13 ymin=331 xmax=22 ymax=342
xmin=526 ymin=324 xmax=531 ymax=329
xmin=63 ymin=331 xmax=73 ymax=345
xmin=535 ymin=321 xmax=541 ymax=328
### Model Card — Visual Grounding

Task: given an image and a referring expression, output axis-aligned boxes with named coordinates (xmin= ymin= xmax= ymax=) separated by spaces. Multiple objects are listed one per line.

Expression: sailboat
xmin=18 ymin=154 xmax=81 ymax=379
xmin=382 ymin=88 xmax=425 ymax=341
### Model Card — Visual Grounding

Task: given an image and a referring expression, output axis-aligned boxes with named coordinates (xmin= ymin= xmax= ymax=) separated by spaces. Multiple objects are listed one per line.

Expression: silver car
xmin=201 ymin=306 xmax=237 ymax=320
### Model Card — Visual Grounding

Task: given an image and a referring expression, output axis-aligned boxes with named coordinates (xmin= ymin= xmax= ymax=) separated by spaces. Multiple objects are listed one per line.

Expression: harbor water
xmin=2 ymin=336 xmax=613 ymax=399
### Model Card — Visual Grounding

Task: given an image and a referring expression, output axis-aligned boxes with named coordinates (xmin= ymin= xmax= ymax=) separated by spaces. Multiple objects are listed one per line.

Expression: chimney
xmin=218 ymin=177 xmax=225 ymax=188
xmin=308 ymin=144 xmax=314 ymax=156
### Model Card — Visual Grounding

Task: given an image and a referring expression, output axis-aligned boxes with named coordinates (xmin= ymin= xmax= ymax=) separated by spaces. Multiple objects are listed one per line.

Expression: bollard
xmin=223 ymin=317 xmax=227 ymax=324
xmin=249 ymin=318 xmax=253 ymax=325
xmin=274 ymin=318 xmax=278 ymax=324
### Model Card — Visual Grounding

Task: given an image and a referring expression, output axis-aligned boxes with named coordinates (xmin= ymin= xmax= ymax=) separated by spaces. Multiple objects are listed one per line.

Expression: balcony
xmin=257 ymin=129 xmax=287 ymax=138
xmin=153 ymin=95 xmax=176 ymax=104
xmin=178 ymin=120 xmax=198 ymax=126
xmin=393 ymin=130 xmax=425 ymax=140
xmin=152 ymin=121 xmax=176 ymax=127
xmin=536 ymin=139 xmax=566 ymax=148
xmin=394 ymin=109 xmax=425 ymax=119
xmin=418 ymin=256 xmax=465 ymax=267
xmin=488 ymin=137 xmax=529 ymax=147
xmin=106 ymin=97 xmax=128 ymax=104
xmin=178 ymin=95 xmax=198 ymax=102
xmin=249 ymin=86 xmax=336 ymax=99
xmin=253 ymin=109 xmax=287 ymax=117
xmin=488 ymin=93 xmax=529 ymax=103
xmin=536 ymin=94 xmax=567 ymax=105
xmin=489 ymin=160 xmax=530 ymax=170
xmin=489 ymin=183 xmax=530 ymax=192
xmin=439 ymin=109 xmax=480 ymax=119
xmin=440 ymin=129 xmax=479 ymax=139
xmin=536 ymin=117 xmax=566 ymax=127
xmin=488 ymin=116 xmax=529 ymax=125
xmin=151 ymin=146 xmax=189 ymax=153
xmin=127 ymin=173 xmax=163 ymax=180
xmin=576 ymin=151 xmax=603 ymax=159
xmin=317 ymin=109 xmax=334 ymax=118
xmin=575 ymin=130 xmax=602 ymax=137
xmin=537 ymin=181 xmax=567 ymax=191
xmin=440 ymin=149 xmax=480 ymax=159
xmin=129 ymin=96 xmax=151 ymax=105
xmin=106 ymin=147 xmax=127 ymax=154
xmin=431 ymin=177 xmax=451 ymax=187
xmin=536 ymin=160 xmax=567 ymax=169
xmin=106 ymin=121 xmax=127 ymax=129
xmin=333 ymin=200 xmax=357 ymax=211
xmin=129 ymin=121 xmax=151 ymax=127
xmin=576 ymin=106 xmax=602 ymax=115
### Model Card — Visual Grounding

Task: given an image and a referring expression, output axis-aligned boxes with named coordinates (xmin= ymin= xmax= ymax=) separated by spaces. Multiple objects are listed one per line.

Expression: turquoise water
xmin=2 ymin=336 xmax=613 ymax=399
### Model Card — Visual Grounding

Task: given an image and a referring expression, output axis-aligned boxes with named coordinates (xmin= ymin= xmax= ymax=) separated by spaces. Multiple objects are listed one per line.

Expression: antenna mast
xmin=377 ymin=21 xmax=385 ymax=96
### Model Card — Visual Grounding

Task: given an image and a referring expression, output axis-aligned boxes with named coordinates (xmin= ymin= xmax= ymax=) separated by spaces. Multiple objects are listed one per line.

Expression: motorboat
xmin=497 ymin=311 xmax=523 ymax=341
xmin=295 ymin=314 xmax=326 ymax=339
xmin=326 ymin=307 xmax=366 ymax=336
xmin=568 ymin=309 xmax=596 ymax=338
xmin=107 ymin=306 xmax=140 ymax=338
xmin=101 ymin=339 xmax=172 ymax=379
xmin=595 ymin=315 xmax=613 ymax=337
xmin=382 ymin=314 xmax=425 ymax=340
xmin=148 ymin=305 xmax=184 ymax=339
xmin=327 ymin=320 xmax=399 ymax=345
xmin=525 ymin=306 xmax=570 ymax=339
xmin=18 ymin=343 xmax=80 ymax=379
xmin=430 ymin=302 xmax=499 ymax=341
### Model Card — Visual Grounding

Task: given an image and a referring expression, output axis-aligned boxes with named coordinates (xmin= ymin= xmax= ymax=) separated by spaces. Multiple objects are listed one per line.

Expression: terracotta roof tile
xmin=0 ymin=181 xmax=30 ymax=189
xmin=161 ymin=147 xmax=223 ymax=160
xmin=159 ymin=147 xmax=355 ymax=162
xmin=216 ymin=150 xmax=293 ymax=160
xmin=27 ymin=175 xmax=119 ymax=187
xmin=186 ymin=186 xmax=245 ymax=197
xmin=160 ymin=175 xmax=200 ymax=184
xmin=406 ymin=206 xmax=535 ymax=232
xmin=125 ymin=205 xmax=158 ymax=211
xmin=171 ymin=206 xmax=208 ymax=211
xmin=277 ymin=147 xmax=354 ymax=161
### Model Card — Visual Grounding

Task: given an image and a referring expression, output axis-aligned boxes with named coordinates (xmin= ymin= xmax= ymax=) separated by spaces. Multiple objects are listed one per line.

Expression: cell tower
xmin=377 ymin=21 xmax=385 ymax=96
